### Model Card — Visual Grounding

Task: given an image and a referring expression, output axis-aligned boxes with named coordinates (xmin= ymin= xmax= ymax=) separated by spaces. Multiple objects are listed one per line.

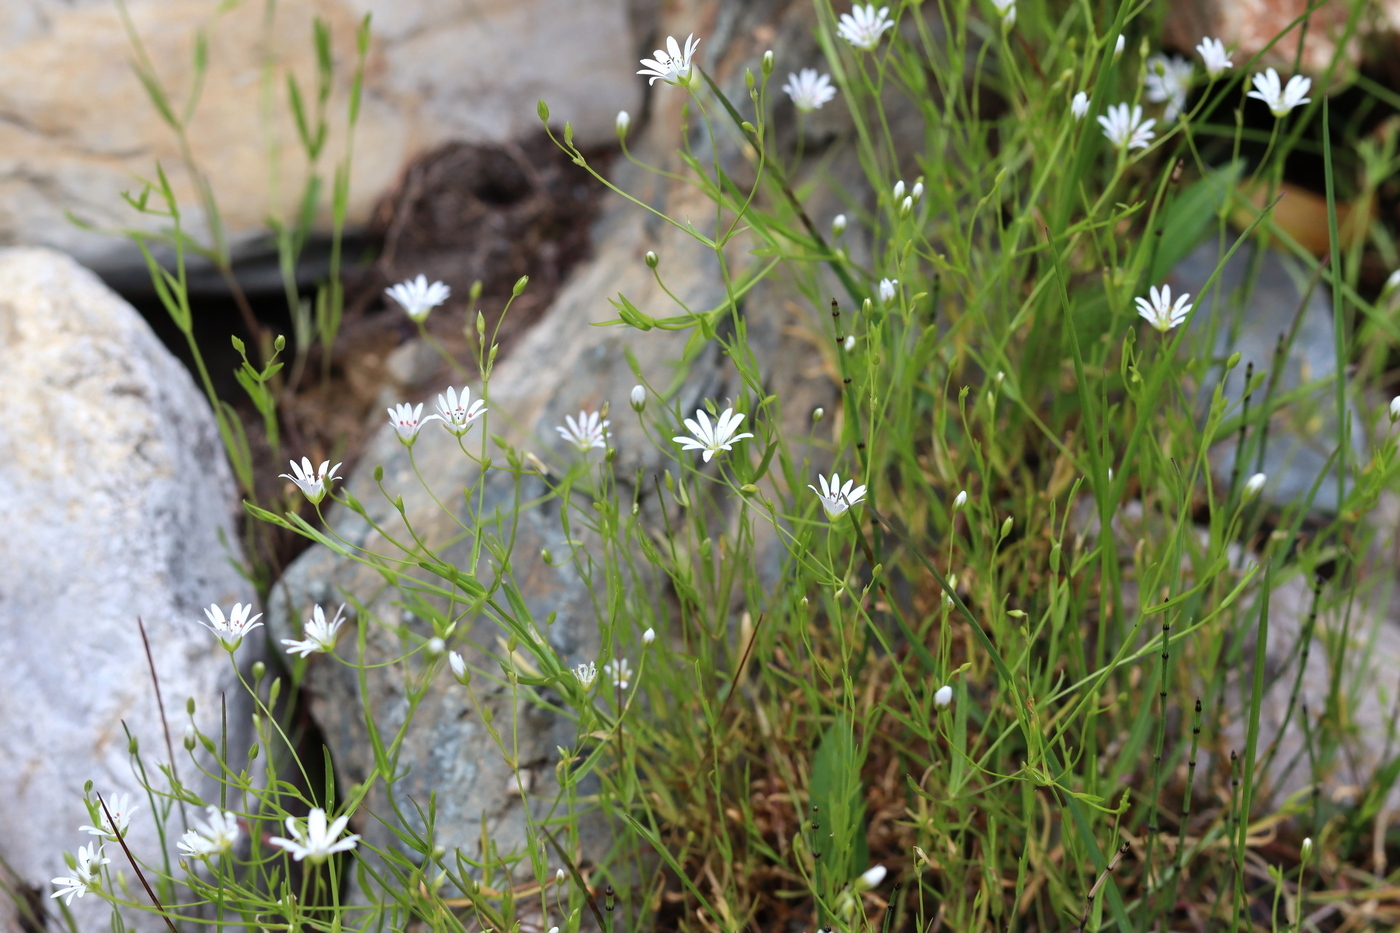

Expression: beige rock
xmin=1162 ymin=0 xmax=1396 ymax=76
xmin=0 ymin=0 xmax=639 ymax=271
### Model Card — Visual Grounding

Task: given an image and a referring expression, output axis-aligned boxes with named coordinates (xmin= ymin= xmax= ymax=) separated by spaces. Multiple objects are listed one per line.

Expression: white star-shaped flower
xmin=387 ymin=402 xmax=436 ymax=446
xmin=638 ymin=33 xmax=701 ymax=87
xmin=603 ymin=658 xmax=633 ymax=690
xmin=50 ymin=843 xmax=108 ymax=907
xmin=1247 ymin=68 xmax=1311 ymax=117
xmin=1097 ymin=103 xmax=1155 ymax=150
xmin=79 ymin=793 xmax=138 ymax=841
xmin=1195 ymin=37 xmax=1232 ymax=78
xmin=837 ymin=5 xmax=895 ymax=51
xmin=989 ymin=0 xmax=1016 ymax=27
xmin=385 ymin=275 xmax=450 ymax=322
xmin=199 ymin=603 xmax=264 ymax=651
xmin=281 ymin=604 xmax=347 ymax=659
xmin=673 ymin=407 xmax=755 ymax=463
xmin=782 ymin=69 xmax=837 ymax=112
xmin=434 ymin=386 xmax=487 ymax=437
xmin=1145 ymin=54 xmax=1193 ymax=121
xmin=279 ymin=457 xmax=342 ymax=506
xmin=1071 ymin=91 xmax=1090 ymax=120
xmin=809 ymin=472 xmax=868 ymax=520
xmin=574 ymin=661 xmax=598 ymax=689
xmin=177 ymin=806 xmax=241 ymax=858
xmin=269 ymin=808 xmax=360 ymax=863
xmin=1134 ymin=284 xmax=1193 ymax=332
xmin=557 ymin=410 xmax=609 ymax=451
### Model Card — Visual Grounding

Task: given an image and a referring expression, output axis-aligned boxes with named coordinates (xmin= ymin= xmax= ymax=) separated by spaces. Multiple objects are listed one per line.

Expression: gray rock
xmin=265 ymin=0 xmax=846 ymax=900
xmin=1173 ymin=239 xmax=1365 ymax=514
xmin=0 ymin=249 xmax=257 ymax=931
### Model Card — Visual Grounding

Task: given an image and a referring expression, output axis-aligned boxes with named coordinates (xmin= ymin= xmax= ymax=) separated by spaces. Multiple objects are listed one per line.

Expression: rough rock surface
xmin=0 ymin=248 xmax=256 ymax=932
xmin=1173 ymin=239 xmax=1366 ymax=514
xmin=0 ymin=0 xmax=640 ymax=274
xmin=265 ymin=0 xmax=849 ymax=897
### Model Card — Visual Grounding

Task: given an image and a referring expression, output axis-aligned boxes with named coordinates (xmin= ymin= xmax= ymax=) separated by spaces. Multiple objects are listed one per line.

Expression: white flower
xmin=808 ymin=472 xmax=868 ymax=520
xmin=1098 ymin=103 xmax=1156 ymax=150
xmin=630 ymin=384 xmax=647 ymax=412
xmin=1134 ymin=284 xmax=1193 ymax=332
xmin=673 ymin=407 xmax=755 ymax=463
xmin=1196 ymin=37 xmax=1232 ymax=78
xmin=574 ymin=661 xmax=598 ymax=689
xmin=616 ymin=110 xmax=631 ymax=137
xmin=449 ymin=651 xmax=468 ymax=682
xmin=831 ymin=213 xmax=848 ymax=237
xmin=279 ymin=457 xmax=342 ymax=506
xmin=953 ymin=490 xmax=968 ymax=510
xmin=435 ymin=386 xmax=487 ymax=437
xmin=856 ymin=864 xmax=887 ymax=889
xmin=933 ymin=684 xmax=954 ymax=707
xmin=177 ymin=806 xmax=240 ymax=858
xmin=642 ymin=627 xmax=656 ymax=645
xmin=1247 ymin=68 xmax=1311 ymax=117
xmin=557 ymin=409 xmax=609 ymax=451
xmin=1071 ymin=91 xmax=1090 ymax=120
xmin=199 ymin=602 xmax=264 ymax=651
xmin=50 ymin=842 xmax=108 ymax=907
xmin=899 ymin=195 xmax=914 ymax=216
xmin=385 ymin=274 xmax=450 ymax=322
xmin=603 ymin=658 xmax=633 ymax=690
xmin=837 ymin=4 xmax=895 ymax=51
xmin=782 ymin=69 xmax=836 ymax=112
xmin=281 ymin=604 xmax=346 ymax=658
xmin=879 ymin=278 xmax=898 ymax=302
xmin=269 ymin=808 xmax=360 ymax=863
xmin=425 ymin=637 xmax=445 ymax=657
xmin=638 ymin=33 xmax=701 ymax=86
xmin=1145 ymin=54 xmax=1193 ymax=121
xmin=80 ymin=793 xmax=138 ymax=841
xmin=387 ymin=402 xmax=435 ymax=446
xmin=989 ymin=0 xmax=1015 ymax=27
xmin=1242 ymin=472 xmax=1266 ymax=500
xmin=1114 ymin=34 xmax=1124 ymax=57
xmin=844 ymin=335 xmax=856 ymax=352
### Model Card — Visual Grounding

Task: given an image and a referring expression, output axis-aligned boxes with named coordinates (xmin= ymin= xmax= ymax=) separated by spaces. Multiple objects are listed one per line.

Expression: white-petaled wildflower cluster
xmin=837 ymin=4 xmax=895 ymax=51
xmin=1145 ymin=53 xmax=1192 ymax=122
xmin=269 ymin=808 xmax=360 ymax=863
xmin=51 ymin=794 xmax=142 ymax=906
xmin=282 ymin=604 xmax=347 ymax=658
xmin=783 ymin=68 xmax=836 ymax=112
xmin=50 ymin=841 xmax=109 ymax=907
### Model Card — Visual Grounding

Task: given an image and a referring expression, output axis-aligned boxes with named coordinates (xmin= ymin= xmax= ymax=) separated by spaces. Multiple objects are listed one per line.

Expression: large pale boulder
xmin=0 ymin=0 xmax=639 ymax=274
xmin=0 ymin=248 xmax=256 ymax=932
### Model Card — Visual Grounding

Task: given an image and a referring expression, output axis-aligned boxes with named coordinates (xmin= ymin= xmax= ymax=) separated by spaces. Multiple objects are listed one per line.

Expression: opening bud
xmin=933 ymin=684 xmax=953 ymax=708
xmin=762 ymin=50 xmax=774 ymax=75
xmin=630 ymin=384 xmax=646 ymax=411
xmin=812 ymin=407 xmax=825 ymax=423
xmin=831 ymin=213 xmax=847 ymax=237
xmin=953 ymin=490 xmax=968 ymax=511
xmin=1242 ymin=472 xmax=1266 ymax=501
xmin=645 ymin=250 xmax=659 ymax=269
xmin=616 ymin=110 xmax=630 ymax=138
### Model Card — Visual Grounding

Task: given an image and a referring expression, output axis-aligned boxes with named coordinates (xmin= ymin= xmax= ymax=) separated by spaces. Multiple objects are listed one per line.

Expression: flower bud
xmin=844 ymin=335 xmax=856 ymax=352
xmin=933 ymin=684 xmax=953 ymax=707
xmin=762 ymin=50 xmax=775 ymax=75
xmin=642 ymin=627 xmax=656 ymax=645
xmin=899 ymin=195 xmax=914 ymax=217
xmin=449 ymin=651 xmax=468 ymax=683
xmin=187 ymin=697 xmax=196 ymax=714
xmin=645 ymin=250 xmax=659 ymax=269
xmin=1242 ymin=472 xmax=1266 ymax=501
xmin=812 ymin=407 xmax=824 ymax=423
xmin=911 ymin=181 xmax=924 ymax=201
xmin=183 ymin=724 xmax=196 ymax=751
xmin=252 ymin=661 xmax=266 ymax=682
xmin=856 ymin=865 xmax=887 ymax=890
xmin=556 ymin=868 xmax=567 ymax=885
xmin=1301 ymin=837 xmax=1313 ymax=860
xmin=953 ymin=489 xmax=967 ymax=510
xmin=892 ymin=180 xmax=905 ymax=201
xmin=1390 ymin=396 xmax=1400 ymax=423
xmin=1000 ymin=515 xmax=1014 ymax=537
xmin=631 ymin=384 xmax=646 ymax=412
xmin=1114 ymin=34 xmax=1125 ymax=57
xmin=426 ymin=637 xmax=446 ymax=658
xmin=616 ymin=110 xmax=630 ymax=138
xmin=862 ymin=298 xmax=872 ymax=314
xmin=537 ymin=99 xmax=550 ymax=122
xmin=831 ymin=213 xmax=847 ymax=237
xmin=513 ymin=275 xmax=529 ymax=296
